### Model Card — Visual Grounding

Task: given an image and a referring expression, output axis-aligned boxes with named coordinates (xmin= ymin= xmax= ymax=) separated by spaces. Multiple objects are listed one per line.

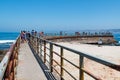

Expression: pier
xmin=43 ymin=31 xmax=116 ymax=44
xmin=0 ymin=34 xmax=120 ymax=80
xmin=16 ymin=43 xmax=47 ymax=80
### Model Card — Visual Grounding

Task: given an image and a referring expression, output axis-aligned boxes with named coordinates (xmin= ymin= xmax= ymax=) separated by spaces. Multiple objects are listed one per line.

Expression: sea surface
xmin=0 ymin=32 xmax=19 ymax=50
xmin=0 ymin=29 xmax=120 ymax=50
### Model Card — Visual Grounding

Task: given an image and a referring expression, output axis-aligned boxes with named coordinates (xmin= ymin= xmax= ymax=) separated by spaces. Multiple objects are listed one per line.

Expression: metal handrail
xmin=44 ymin=39 xmax=120 ymax=70
xmin=30 ymin=35 xmax=120 ymax=80
xmin=0 ymin=35 xmax=20 ymax=80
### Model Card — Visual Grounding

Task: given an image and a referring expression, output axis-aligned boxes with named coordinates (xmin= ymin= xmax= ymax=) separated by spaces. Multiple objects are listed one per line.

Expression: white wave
xmin=0 ymin=40 xmax=15 ymax=43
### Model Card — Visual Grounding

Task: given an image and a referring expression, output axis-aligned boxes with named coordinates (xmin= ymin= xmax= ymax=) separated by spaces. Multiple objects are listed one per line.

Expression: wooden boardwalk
xmin=15 ymin=43 xmax=47 ymax=80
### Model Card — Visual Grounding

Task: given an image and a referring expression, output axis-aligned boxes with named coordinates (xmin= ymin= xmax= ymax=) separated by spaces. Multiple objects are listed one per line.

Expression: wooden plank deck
xmin=15 ymin=43 xmax=47 ymax=80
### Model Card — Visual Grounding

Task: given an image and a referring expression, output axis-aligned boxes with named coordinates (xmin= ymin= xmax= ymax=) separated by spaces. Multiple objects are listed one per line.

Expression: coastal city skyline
xmin=0 ymin=0 xmax=120 ymax=32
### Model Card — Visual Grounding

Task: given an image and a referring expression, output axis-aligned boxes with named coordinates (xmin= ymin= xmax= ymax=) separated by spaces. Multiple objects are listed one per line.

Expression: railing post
xmin=49 ymin=43 xmax=53 ymax=72
xmin=34 ymin=36 xmax=37 ymax=53
xmin=30 ymin=35 xmax=32 ymax=45
xmin=35 ymin=37 xmax=37 ymax=52
xmin=37 ymin=38 xmax=39 ymax=54
xmin=33 ymin=36 xmax=36 ymax=51
xmin=30 ymin=36 xmax=34 ymax=49
xmin=79 ymin=56 xmax=84 ymax=80
xmin=60 ymin=47 xmax=64 ymax=80
xmin=39 ymin=39 xmax=42 ymax=58
xmin=44 ymin=40 xmax=46 ymax=63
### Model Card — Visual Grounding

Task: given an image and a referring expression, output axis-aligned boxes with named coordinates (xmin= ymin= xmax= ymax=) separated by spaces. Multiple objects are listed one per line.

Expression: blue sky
xmin=0 ymin=0 xmax=120 ymax=32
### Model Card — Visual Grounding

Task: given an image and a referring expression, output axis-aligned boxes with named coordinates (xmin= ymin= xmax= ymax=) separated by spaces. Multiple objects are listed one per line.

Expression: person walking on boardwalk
xmin=39 ymin=31 xmax=44 ymax=38
xmin=35 ymin=31 xmax=37 ymax=36
xmin=26 ymin=31 xmax=30 ymax=42
xmin=31 ymin=30 xmax=35 ymax=36
xmin=21 ymin=31 xmax=26 ymax=43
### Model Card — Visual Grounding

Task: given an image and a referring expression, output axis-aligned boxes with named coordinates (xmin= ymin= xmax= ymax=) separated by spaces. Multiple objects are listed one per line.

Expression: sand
xmin=44 ymin=41 xmax=120 ymax=80
xmin=57 ymin=42 xmax=120 ymax=64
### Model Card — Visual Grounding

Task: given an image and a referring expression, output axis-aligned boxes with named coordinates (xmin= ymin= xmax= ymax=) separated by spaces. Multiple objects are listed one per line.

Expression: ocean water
xmin=0 ymin=30 xmax=119 ymax=50
xmin=0 ymin=32 xmax=19 ymax=50
xmin=113 ymin=33 xmax=120 ymax=42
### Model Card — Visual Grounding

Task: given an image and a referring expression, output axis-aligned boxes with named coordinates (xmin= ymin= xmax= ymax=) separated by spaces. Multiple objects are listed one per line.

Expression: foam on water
xmin=0 ymin=40 xmax=15 ymax=44
xmin=0 ymin=40 xmax=16 ymax=50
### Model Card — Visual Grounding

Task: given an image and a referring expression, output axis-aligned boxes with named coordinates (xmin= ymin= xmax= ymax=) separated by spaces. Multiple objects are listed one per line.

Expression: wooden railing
xmin=0 ymin=35 xmax=20 ymax=80
xmin=30 ymin=35 xmax=120 ymax=80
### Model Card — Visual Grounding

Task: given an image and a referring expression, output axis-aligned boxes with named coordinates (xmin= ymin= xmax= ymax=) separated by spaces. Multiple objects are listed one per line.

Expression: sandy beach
xmin=44 ymin=41 xmax=120 ymax=80
xmin=56 ymin=42 xmax=120 ymax=64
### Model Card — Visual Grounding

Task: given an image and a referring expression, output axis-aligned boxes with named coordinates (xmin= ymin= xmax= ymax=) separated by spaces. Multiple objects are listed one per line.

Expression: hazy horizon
xmin=0 ymin=28 xmax=120 ymax=33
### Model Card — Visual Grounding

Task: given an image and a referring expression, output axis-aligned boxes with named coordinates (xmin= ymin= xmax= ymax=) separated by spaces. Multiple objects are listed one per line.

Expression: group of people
xmin=75 ymin=31 xmax=112 ymax=36
xmin=20 ymin=30 xmax=44 ymax=43
xmin=20 ymin=31 xmax=30 ymax=43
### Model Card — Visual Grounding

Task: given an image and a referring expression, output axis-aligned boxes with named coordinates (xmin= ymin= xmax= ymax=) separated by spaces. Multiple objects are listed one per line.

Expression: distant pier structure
xmin=43 ymin=31 xmax=116 ymax=44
